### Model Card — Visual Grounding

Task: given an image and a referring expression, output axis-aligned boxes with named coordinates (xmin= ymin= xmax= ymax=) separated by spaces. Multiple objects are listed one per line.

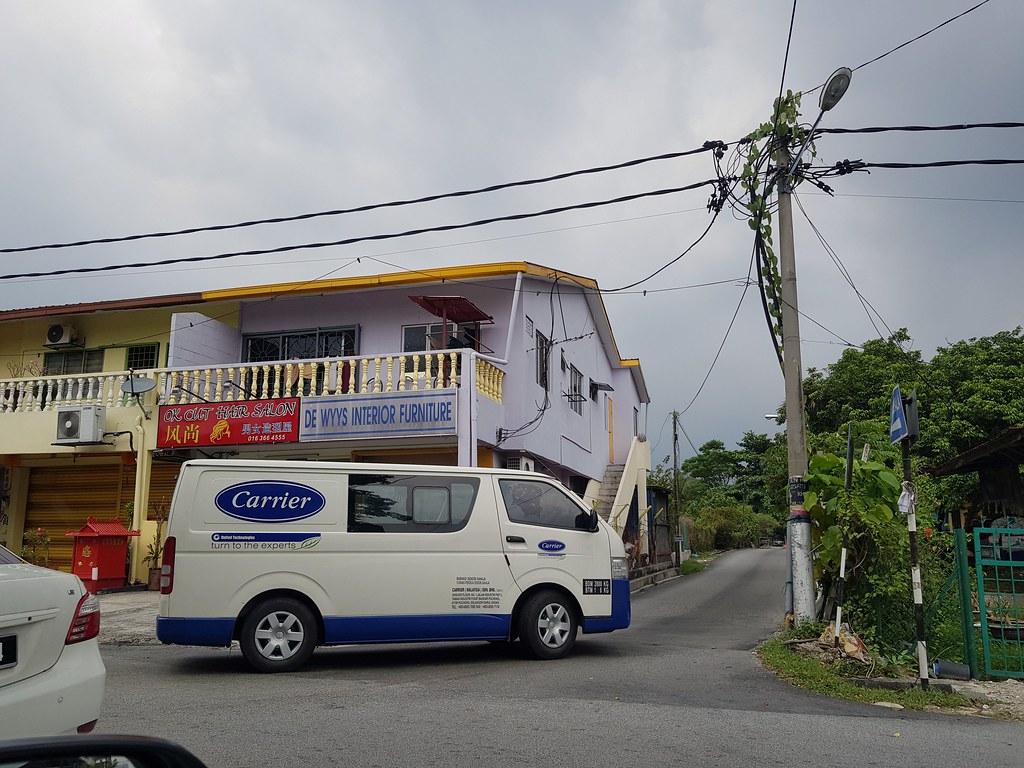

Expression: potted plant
xmin=21 ymin=526 xmax=51 ymax=566
xmin=142 ymin=499 xmax=169 ymax=590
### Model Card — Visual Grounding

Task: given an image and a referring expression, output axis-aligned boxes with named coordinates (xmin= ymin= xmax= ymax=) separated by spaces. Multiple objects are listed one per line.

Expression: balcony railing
xmin=0 ymin=351 xmax=504 ymax=414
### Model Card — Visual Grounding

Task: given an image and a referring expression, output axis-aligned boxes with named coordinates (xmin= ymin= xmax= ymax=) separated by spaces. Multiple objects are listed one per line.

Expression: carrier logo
xmin=538 ymin=540 xmax=566 ymax=553
xmin=215 ymin=481 xmax=326 ymax=523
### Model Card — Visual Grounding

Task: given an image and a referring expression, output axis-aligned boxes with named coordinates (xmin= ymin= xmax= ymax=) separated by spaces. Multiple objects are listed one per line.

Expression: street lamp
xmin=778 ymin=67 xmax=852 ymax=624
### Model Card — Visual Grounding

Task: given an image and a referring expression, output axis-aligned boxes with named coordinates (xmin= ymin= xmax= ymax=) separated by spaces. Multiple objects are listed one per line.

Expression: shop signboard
xmin=300 ymin=390 xmax=457 ymax=441
xmin=157 ymin=399 xmax=300 ymax=448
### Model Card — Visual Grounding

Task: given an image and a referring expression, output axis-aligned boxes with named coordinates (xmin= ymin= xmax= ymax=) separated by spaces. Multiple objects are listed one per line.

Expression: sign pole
xmin=892 ymin=386 xmax=928 ymax=688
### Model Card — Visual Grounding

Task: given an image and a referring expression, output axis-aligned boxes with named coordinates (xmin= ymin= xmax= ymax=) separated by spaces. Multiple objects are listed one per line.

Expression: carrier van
xmin=157 ymin=459 xmax=630 ymax=672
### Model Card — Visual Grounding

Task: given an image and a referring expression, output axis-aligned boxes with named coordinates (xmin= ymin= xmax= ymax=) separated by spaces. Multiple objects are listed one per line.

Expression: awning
xmin=409 ymin=296 xmax=493 ymax=325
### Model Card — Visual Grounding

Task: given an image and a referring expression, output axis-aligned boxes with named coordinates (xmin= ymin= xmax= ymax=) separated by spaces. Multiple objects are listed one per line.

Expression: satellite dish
xmin=121 ymin=377 xmax=157 ymax=396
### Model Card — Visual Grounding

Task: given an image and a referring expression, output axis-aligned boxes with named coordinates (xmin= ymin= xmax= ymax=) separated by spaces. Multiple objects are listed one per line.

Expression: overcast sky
xmin=1 ymin=1 xmax=1021 ymax=466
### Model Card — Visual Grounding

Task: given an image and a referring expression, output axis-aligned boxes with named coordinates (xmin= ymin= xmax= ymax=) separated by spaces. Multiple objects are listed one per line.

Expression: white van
xmin=157 ymin=459 xmax=630 ymax=672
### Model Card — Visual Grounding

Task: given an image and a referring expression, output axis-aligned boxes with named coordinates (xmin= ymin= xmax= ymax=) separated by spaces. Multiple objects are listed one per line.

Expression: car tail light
xmin=160 ymin=536 xmax=176 ymax=594
xmin=77 ymin=719 xmax=98 ymax=734
xmin=66 ymin=592 xmax=101 ymax=644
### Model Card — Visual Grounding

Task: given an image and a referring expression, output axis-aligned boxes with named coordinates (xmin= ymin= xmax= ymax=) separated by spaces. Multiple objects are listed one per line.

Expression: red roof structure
xmin=66 ymin=517 xmax=141 ymax=538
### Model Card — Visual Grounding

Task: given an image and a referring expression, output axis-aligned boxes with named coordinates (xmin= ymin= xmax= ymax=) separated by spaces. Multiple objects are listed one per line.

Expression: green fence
xmin=868 ymin=534 xmax=966 ymax=665
xmin=974 ymin=527 xmax=1024 ymax=679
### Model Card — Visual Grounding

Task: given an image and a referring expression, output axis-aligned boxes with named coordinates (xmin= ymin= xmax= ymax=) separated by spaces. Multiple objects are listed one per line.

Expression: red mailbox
xmin=66 ymin=518 xmax=140 ymax=593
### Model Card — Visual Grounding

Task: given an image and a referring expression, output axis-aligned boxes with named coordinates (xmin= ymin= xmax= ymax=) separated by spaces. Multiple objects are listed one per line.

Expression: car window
xmin=0 ymin=544 xmax=21 ymax=564
xmin=499 ymin=479 xmax=594 ymax=531
xmin=347 ymin=474 xmax=478 ymax=533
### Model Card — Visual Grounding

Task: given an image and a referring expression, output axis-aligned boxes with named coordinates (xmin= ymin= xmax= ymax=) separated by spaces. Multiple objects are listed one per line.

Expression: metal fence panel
xmin=974 ymin=527 xmax=1024 ymax=679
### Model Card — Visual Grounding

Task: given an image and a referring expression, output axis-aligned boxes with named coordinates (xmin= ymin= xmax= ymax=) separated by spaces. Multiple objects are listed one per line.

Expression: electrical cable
xmin=831 ymin=158 xmax=1024 ymax=173
xmin=0 ymin=179 xmax=725 ymax=282
xmin=602 ymin=204 xmax=723 ymax=292
xmin=679 ymin=244 xmax=757 ymax=415
xmin=818 ymin=121 xmax=1024 ymax=135
xmin=792 ymin=191 xmax=895 ymax=341
xmin=804 ymin=0 xmax=994 ymax=94
xmin=0 ymin=145 xmax=726 ymax=255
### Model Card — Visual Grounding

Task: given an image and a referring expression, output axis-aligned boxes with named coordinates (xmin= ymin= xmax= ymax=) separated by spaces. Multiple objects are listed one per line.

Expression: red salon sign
xmin=157 ymin=399 xmax=300 ymax=448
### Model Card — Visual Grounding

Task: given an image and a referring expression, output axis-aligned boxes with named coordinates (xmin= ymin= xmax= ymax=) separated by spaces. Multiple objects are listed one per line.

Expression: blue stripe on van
xmin=582 ymin=578 xmax=631 ymax=634
xmin=157 ymin=616 xmax=235 ymax=647
xmin=323 ymin=614 xmax=512 ymax=645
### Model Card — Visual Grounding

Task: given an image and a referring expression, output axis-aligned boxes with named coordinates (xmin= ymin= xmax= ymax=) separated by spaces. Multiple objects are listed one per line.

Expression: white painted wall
xmin=167 ymin=313 xmax=241 ymax=368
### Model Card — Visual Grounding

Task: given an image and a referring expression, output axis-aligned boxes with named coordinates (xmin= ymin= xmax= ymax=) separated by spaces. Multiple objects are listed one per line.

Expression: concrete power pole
xmin=776 ymin=172 xmax=816 ymax=622
xmin=774 ymin=67 xmax=853 ymax=624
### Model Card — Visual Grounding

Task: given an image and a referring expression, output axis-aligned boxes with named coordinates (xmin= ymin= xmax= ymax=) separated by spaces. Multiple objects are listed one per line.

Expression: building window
xmin=43 ymin=349 xmax=104 ymax=375
xmin=536 ymin=332 xmax=551 ymax=390
xmin=125 ymin=343 xmax=159 ymax=370
xmin=569 ymin=365 xmax=584 ymax=416
xmin=402 ymin=322 xmax=479 ymax=352
xmin=347 ymin=474 xmax=479 ymax=533
xmin=243 ymin=327 xmax=359 ymax=362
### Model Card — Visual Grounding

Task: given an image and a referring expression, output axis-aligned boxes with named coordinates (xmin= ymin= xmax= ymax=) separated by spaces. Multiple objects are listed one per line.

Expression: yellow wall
xmin=0 ymin=304 xmax=239 ymax=376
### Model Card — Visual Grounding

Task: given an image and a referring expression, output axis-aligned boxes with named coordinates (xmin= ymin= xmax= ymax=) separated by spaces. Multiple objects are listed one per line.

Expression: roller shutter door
xmin=24 ymin=465 xmax=132 ymax=573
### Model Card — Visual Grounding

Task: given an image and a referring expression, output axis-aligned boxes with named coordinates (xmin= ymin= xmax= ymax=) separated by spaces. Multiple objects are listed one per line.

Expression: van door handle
xmin=506 ymin=535 xmax=525 ymax=543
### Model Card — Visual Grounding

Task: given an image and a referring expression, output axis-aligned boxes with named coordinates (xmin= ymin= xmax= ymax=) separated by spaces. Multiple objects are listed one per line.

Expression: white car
xmin=0 ymin=543 xmax=106 ymax=739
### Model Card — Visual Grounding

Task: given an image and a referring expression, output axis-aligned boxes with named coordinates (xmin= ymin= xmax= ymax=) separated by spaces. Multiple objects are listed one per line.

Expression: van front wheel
xmin=239 ymin=598 xmax=317 ymax=673
xmin=518 ymin=590 xmax=577 ymax=660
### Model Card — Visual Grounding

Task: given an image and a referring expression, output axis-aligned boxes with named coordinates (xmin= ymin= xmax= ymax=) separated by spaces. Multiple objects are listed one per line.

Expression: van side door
xmin=495 ymin=477 xmax=612 ymax=618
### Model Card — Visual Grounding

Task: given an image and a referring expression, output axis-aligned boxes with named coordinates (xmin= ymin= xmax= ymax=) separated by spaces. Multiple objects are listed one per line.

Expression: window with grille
xmin=125 ymin=343 xmax=159 ymax=370
xmin=243 ymin=327 xmax=359 ymax=362
xmin=569 ymin=365 xmax=584 ymax=415
xmin=402 ymin=322 xmax=479 ymax=353
xmin=536 ymin=332 xmax=551 ymax=391
xmin=43 ymin=349 xmax=104 ymax=375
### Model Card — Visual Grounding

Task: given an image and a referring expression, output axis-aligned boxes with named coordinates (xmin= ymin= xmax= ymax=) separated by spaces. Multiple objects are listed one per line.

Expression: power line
xmin=831 ymin=158 xmax=1024 ymax=174
xmin=804 ymin=0 xmax=995 ymax=94
xmin=0 ymin=144 xmax=726 ymax=255
xmin=0 ymin=179 xmax=725 ymax=282
xmin=807 ymin=192 xmax=1024 ymax=205
xmin=679 ymin=244 xmax=757 ymax=415
xmin=818 ymin=121 xmax=1024 ymax=135
xmin=792 ymin=191 xmax=894 ymax=341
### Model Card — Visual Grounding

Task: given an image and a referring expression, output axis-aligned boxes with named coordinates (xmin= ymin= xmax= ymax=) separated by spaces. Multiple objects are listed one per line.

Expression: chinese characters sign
xmin=157 ymin=400 xmax=300 ymax=448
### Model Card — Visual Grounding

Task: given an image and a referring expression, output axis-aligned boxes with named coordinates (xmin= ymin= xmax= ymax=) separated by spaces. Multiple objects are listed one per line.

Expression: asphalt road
xmin=96 ymin=549 xmax=1021 ymax=767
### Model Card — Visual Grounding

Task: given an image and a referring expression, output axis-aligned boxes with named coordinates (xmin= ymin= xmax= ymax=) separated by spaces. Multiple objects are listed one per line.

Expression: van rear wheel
xmin=239 ymin=598 xmax=317 ymax=673
xmin=518 ymin=590 xmax=577 ymax=660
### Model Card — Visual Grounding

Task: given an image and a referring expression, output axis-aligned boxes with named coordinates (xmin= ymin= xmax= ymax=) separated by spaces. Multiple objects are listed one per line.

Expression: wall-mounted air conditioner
xmin=504 ymin=456 xmax=535 ymax=473
xmin=55 ymin=405 xmax=106 ymax=445
xmin=45 ymin=324 xmax=80 ymax=347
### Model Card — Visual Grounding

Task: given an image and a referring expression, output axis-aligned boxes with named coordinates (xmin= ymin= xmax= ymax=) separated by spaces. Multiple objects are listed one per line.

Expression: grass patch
xmin=678 ymin=559 xmax=706 ymax=576
xmin=757 ymin=637 xmax=971 ymax=711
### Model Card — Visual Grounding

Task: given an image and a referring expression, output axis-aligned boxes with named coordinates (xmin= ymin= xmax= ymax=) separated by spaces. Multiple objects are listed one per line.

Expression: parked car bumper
xmin=0 ymin=639 xmax=106 ymax=739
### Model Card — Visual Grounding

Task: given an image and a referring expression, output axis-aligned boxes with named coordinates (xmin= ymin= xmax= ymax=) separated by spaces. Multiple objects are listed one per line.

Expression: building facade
xmin=0 ymin=261 xmax=651 ymax=584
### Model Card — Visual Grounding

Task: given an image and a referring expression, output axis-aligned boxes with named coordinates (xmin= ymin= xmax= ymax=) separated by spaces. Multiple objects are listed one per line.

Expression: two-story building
xmin=0 ymin=261 xmax=651 ymax=584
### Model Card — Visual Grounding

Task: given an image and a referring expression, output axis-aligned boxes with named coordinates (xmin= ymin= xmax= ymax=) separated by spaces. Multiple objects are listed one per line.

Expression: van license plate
xmin=0 ymin=634 xmax=15 ymax=670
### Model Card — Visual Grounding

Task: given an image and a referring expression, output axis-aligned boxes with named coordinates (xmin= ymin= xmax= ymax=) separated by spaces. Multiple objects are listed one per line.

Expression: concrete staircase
xmin=595 ymin=464 xmax=625 ymax=523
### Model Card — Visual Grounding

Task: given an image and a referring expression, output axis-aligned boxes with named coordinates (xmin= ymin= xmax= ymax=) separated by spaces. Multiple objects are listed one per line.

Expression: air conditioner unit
xmin=504 ymin=456 xmax=535 ymax=473
xmin=45 ymin=324 xmax=78 ymax=347
xmin=55 ymin=405 xmax=106 ymax=445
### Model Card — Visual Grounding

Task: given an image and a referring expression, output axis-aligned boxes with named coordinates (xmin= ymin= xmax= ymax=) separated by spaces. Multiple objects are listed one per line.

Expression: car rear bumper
xmin=0 ymin=639 xmax=106 ymax=739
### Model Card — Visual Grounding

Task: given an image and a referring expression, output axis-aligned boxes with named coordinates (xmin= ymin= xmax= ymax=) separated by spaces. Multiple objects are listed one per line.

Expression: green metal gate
xmin=974 ymin=526 xmax=1024 ymax=678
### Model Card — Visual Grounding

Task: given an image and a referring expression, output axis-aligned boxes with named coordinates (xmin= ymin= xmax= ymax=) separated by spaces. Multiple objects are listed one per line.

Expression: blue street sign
xmin=890 ymin=385 xmax=908 ymax=444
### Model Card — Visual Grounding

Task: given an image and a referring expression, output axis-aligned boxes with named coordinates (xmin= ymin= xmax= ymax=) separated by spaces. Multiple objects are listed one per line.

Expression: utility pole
xmin=672 ymin=411 xmax=683 ymax=557
xmin=777 ymin=167 xmax=816 ymax=621
xmin=774 ymin=67 xmax=853 ymax=624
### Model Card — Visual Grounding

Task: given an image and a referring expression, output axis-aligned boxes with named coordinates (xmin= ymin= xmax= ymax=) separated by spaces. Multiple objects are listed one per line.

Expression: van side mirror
xmin=588 ymin=509 xmax=599 ymax=532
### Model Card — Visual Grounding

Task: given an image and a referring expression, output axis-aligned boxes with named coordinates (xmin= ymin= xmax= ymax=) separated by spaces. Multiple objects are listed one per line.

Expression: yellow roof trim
xmin=200 ymin=261 xmax=598 ymax=302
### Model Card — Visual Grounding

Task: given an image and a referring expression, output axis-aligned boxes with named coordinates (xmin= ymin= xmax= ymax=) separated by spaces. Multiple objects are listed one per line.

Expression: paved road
xmin=96 ymin=549 xmax=1022 ymax=767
